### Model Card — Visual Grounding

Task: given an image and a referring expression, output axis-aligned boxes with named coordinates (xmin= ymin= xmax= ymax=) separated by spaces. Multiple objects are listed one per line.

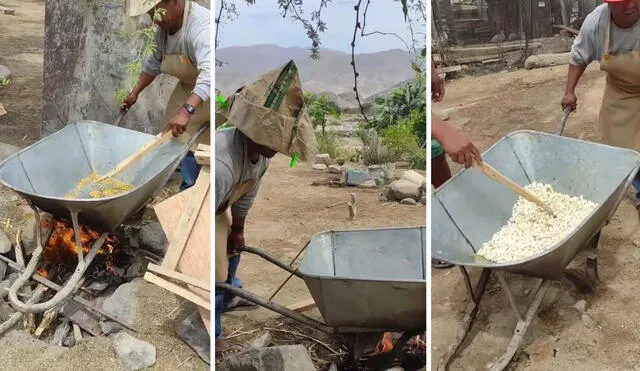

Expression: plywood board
xmin=154 ymin=170 xmax=211 ymax=332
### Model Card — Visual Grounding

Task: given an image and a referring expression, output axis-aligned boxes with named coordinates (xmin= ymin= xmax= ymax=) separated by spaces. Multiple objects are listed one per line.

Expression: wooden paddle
xmin=98 ymin=130 xmax=174 ymax=182
xmin=474 ymin=161 xmax=556 ymax=217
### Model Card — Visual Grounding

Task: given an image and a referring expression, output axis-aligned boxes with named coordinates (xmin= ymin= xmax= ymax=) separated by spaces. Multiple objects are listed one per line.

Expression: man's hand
xmin=228 ymin=230 xmax=244 ymax=255
xmin=438 ymin=123 xmax=482 ymax=168
xmin=121 ymin=92 xmax=138 ymax=112
xmin=432 ymin=71 xmax=445 ymax=102
xmin=165 ymin=109 xmax=190 ymax=137
xmin=561 ymin=92 xmax=577 ymax=111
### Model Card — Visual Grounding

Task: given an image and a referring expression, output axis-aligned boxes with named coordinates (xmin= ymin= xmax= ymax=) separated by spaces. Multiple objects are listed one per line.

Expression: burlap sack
xmin=215 ymin=60 xmax=317 ymax=162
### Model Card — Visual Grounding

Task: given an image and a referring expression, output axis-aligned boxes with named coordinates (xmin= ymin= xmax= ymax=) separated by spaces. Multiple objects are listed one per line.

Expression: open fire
xmin=36 ymin=217 xmax=118 ymax=281
xmin=354 ymin=331 xmax=426 ymax=370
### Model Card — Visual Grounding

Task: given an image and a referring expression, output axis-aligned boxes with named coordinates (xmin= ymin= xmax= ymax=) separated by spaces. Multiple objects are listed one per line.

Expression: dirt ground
xmin=431 ymin=64 xmax=640 ymax=370
xmin=220 ymin=156 xmax=426 ymax=359
xmin=0 ymin=2 xmax=207 ymax=370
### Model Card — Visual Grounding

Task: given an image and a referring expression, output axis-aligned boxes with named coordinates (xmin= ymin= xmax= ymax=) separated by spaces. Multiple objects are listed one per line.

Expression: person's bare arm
xmin=561 ymin=64 xmax=587 ymax=111
xmin=432 ymin=113 xmax=481 ymax=168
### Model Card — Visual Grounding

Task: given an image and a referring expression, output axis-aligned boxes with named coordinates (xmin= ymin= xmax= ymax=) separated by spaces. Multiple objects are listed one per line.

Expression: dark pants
xmin=431 ymin=153 xmax=452 ymax=189
xmin=179 ymin=151 xmax=201 ymax=191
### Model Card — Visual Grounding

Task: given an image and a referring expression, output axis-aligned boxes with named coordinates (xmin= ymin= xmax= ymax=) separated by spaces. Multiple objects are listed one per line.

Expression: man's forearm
xmin=431 ymin=112 xmax=450 ymax=143
xmin=231 ymin=216 xmax=246 ymax=231
xmin=565 ymin=64 xmax=587 ymax=95
xmin=131 ymin=72 xmax=157 ymax=96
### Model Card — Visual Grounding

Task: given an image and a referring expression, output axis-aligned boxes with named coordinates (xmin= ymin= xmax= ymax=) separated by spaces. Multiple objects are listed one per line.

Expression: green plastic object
xmin=216 ymin=94 xmax=227 ymax=109
xmin=289 ymin=153 xmax=300 ymax=168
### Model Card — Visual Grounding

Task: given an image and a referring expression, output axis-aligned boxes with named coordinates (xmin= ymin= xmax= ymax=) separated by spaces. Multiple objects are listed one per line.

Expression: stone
xmin=312 ymin=164 xmax=327 ymax=171
xmin=223 ymin=344 xmax=315 ymax=371
xmin=524 ymin=53 xmax=570 ymax=71
xmin=0 ymin=260 xmax=7 ymax=281
xmin=328 ymin=363 xmax=338 ymax=371
xmin=385 ymin=368 xmax=404 ymax=371
xmin=174 ymin=307 xmax=210 ymax=364
xmin=0 ymin=65 xmax=11 ymax=82
xmin=250 ymin=331 xmax=273 ymax=349
xmin=346 ymin=168 xmax=369 ymax=186
xmin=508 ymin=32 xmax=520 ymax=41
xmin=395 ymin=161 xmax=410 ymax=168
xmin=328 ymin=165 xmax=342 ymax=174
xmin=358 ymin=179 xmax=377 ymax=189
xmin=574 ymin=300 xmax=587 ymax=314
xmin=101 ymin=321 xmax=123 ymax=335
xmin=138 ymin=222 xmax=168 ymax=256
xmin=420 ymin=196 xmax=426 ymax=205
xmin=490 ymin=31 xmax=506 ymax=43
xmin=390 ymin=180 xmax=421 ymax=201
xmin=111 ymin=332 xmax=156 ymax=371
xmin=0 ymin=230 xmax=11 ymax=254
xmin=315 ymin=153 xmax=331 ymax=165
xmin=42 ymin=0 xmax=176 ymax=136
xmin=20 ymin=216 xmax=37 ymax=256
xmin=400 ymin=198 xmax=417 ymax=205
xmin=52 ymin=320 xmax=71 ymax=346
xmin=336 ymin=158 xmax=345 ymax=166
xmin=102 ymin=281 xmax=138 ymax=327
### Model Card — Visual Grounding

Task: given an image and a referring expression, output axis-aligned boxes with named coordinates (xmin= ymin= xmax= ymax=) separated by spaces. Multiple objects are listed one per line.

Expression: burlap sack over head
xmin=215 ymin=60 xmax=318 ymax=162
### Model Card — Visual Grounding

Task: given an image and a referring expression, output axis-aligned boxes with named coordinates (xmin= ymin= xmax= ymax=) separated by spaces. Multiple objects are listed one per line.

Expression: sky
xmin=215 ymin=0 xmax=423 ymax=53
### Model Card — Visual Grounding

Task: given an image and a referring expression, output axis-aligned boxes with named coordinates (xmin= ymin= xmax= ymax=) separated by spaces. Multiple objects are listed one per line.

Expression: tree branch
xmin=351 ymin=0 xmax=370 ymax=123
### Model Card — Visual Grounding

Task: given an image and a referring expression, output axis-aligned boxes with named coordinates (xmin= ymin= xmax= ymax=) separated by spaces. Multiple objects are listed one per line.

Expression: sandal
xmin=215 ymin=337 xmax=241 ymax=362
xmin=431 ymin=259 xmax=453 ymax=269
xmin=223 ymin=296 xmax=259 ymax=312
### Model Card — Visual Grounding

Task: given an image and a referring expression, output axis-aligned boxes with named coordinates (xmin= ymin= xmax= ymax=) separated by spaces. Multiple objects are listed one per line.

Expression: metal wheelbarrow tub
xmin=432 ymin=130 xmax=640 ymax=280
xmin=0 ymin=120 xmax=186 ymax=231
xmin=298 ymin=226 xmax=426 ymax=330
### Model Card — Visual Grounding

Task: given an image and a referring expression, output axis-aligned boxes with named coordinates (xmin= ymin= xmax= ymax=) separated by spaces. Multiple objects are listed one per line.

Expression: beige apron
xmin=214 ymin=180 xmax=257 ymax=282
xmin=160 ymin=0 xmax=210 ymax=149
xmin=598 ymin=14 xmax=640 ymax=150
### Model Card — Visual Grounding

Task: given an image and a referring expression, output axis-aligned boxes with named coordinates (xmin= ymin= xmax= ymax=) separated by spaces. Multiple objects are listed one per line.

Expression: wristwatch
xmin=182 ymin=103 xmax=195 ymax=115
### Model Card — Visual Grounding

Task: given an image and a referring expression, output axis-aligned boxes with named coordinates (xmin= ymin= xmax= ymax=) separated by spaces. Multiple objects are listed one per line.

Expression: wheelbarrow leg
xmin=490 ymin=279 xmax=551 ymax=371
xmin=437 ymin=267 xmax=491 ymax=371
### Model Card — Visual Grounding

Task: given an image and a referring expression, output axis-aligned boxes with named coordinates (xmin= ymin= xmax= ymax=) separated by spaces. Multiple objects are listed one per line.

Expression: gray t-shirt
xmin=571 ymin=4 xmax=640 ymax=66
xmin=142 ymin=1 xmax=210 ymax=102
xmin=215 ymin=128 xmax=271 ymax=218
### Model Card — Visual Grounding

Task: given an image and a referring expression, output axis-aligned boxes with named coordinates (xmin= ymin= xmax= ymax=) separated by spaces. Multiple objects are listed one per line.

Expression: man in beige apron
xmin=214 ymin=61 xmax=317 ymax=352
xmin=561 ymin=0 xmax=640 ymax=213
xmin=123 ymin=0 xmax=210 ymax=191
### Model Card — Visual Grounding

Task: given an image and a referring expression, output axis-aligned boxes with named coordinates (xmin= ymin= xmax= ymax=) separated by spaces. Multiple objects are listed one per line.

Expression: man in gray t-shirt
xmin=561 ymin=1 xmax=640 ymax=213
xmin=122 ymin=0 xmax=211 ymax=192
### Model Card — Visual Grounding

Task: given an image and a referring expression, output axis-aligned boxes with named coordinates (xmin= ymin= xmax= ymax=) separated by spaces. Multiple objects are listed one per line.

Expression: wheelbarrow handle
xmin=556 ymin=107 xmax=572 ymax=136
xmin=237 ymin=245 xmax=304 ymax=278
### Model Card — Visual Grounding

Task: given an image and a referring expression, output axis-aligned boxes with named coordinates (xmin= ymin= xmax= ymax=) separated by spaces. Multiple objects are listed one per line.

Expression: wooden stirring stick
xmin=98 ymin=130 xmax=174 ymax=182
xmin=474 ymin=161 xmax=556 ymax=217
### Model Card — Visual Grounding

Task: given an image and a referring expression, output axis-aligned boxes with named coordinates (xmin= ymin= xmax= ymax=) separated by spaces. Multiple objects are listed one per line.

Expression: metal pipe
xmin=8 ymin=227 xmax=107 ymax=313
xmin=71 ymin=211 xmax=85 ymax=268
xmin=216 ymin=282 xmax=331 ymax=333
xmin=238 ymin=246 xmax=304 ymax=278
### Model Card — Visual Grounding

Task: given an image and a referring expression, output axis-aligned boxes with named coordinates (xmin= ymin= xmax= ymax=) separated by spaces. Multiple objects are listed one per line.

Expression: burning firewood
xmin=0 ymin=284 xmax=48 ymax=336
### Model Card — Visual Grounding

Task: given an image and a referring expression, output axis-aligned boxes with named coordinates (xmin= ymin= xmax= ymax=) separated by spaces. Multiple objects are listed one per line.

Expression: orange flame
xmin=368 ymin=332 xmax=394 ymax=356
xmin=37 ymin=218 xmax=116 ymax=278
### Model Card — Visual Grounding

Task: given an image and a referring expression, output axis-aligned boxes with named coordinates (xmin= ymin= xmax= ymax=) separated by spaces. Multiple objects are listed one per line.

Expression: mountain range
xmin=215 ymin=44 xmax=416 ymax=107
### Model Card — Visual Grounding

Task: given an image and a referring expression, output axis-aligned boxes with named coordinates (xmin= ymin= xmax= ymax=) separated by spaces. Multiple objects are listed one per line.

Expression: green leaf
xmin=411 ymin=62 xmax=422 ymax=73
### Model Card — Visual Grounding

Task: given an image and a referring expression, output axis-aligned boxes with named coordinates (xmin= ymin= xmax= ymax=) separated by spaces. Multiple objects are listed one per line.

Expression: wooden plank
xmin=196 ymin=143 xmax=210 ymax=152
xmin=0 ymin=103 xmax=6 ymax=117
xmin=552 ymin=24 xmax=579 ymax=36
xmin=194 ymin=150 xmax=210 ymax=166
xmin=154 ymin=169 xmax=211 ymax=332
xmin=144 ymin=272 xmax=210 ymax=310
xmin=436 ymin=65 xmax=462 ymax=74
xmin=286 ymin=298 xmax=316 ymax=313
xmin=147 ymin=263 xmax=210 ymax=292
xmin=159 ymin=169 xmax=210 ymax=270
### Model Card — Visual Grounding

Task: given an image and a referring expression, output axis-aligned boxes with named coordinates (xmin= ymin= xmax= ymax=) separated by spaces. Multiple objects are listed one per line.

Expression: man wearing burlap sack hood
xmin=214 ymin=61 xmax=317 ymax=351
xmin=122 ymin=0 xmax=211 ymax=191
